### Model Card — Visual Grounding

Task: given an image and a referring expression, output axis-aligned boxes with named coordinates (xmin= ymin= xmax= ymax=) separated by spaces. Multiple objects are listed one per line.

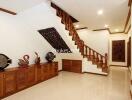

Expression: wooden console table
xmin=0 ymin=62 xmax=58 ymax=99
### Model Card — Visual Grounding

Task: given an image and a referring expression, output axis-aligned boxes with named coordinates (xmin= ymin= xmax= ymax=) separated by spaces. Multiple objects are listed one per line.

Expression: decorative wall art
xmin=38 ymin=27 xmax=72 ymax=53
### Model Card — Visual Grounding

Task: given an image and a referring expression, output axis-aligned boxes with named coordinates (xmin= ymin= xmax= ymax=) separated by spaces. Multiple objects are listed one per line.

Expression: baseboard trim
xmin=58 ymin=70 xmax=62 ymax=72
xmin=109 ymin=65 xmax=128 ymax=67
xmin=83 ymin=72 xmax=108 ymax=76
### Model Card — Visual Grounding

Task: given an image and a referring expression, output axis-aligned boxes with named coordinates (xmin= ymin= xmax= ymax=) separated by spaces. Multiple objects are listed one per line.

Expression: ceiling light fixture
xmin=104 ymin=24 xmax=109 ymax=28
xmin=75 ymin=25 xmax=79 ymax=28
xmin=97 ymin=10 xmax=103 ymax=15
xmin=115 ymin=29 xmax=119 ymax=32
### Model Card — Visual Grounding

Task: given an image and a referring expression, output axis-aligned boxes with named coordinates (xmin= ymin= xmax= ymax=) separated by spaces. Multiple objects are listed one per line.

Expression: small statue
xmin=34 ymin=52 xmax=40 ymax=64
xmin=45 ymin=52 xmax=56 ymax=63
xmin=18 ymin=55 xmax=29 ymax=67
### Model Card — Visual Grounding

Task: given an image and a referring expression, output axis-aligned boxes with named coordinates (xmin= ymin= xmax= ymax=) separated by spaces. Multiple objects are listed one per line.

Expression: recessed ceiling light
xmin=75 ymin=25 xmax=79 ymax=28
xmin=104 ymin=24 xmax=109 ymax=28
xmin=97 ymin=10 xmax=103 ymax=15
xmin=115 ymin=29 xmax=119 ymax=32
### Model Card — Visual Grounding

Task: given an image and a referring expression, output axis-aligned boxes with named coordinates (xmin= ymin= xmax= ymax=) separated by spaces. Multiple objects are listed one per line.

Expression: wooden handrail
xmin=51 ymin=2 xmax=108 ymax=73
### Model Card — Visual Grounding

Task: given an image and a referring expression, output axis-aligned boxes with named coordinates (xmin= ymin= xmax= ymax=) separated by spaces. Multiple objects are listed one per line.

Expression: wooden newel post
xmin=105 ymin=53 xmax=108 ymax=67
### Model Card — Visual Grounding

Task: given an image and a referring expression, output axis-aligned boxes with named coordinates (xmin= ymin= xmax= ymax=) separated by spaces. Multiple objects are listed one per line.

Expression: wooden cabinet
xmin=16 ymin=68 xmax=27 ymax=90
xmin=62 ymin=59 xmax=72 ymax=71
xmin=41 ymin=64 xmax=49 ymax=80
xmin=41 ymin=62 xmax=58 ymax=81
xmin=4 ymin=70 xmax=16 ymax=95
xmin=0 ymin=62 xmax=58 ymax=99
xmin=62 ymin=59 xmax=82 ymax=73
xmin=0 ymin=73 xmax=4 ymax=98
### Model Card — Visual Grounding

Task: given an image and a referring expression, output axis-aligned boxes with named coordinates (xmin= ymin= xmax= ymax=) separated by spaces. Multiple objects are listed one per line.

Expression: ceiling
xmin=0 ymin=0 xmax=45 ymax=13
xmin=0 ymin=0 xmax=129 ymax=33
xmin=51 ymin=0 xmax=129 ymax=33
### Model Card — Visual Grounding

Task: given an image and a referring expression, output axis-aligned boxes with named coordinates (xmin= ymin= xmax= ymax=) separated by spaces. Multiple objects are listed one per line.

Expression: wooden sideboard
xmin=0 ymin=62 xmax=58 ymax=99
xmin=62 ymin=59 xmax=82 ymax=73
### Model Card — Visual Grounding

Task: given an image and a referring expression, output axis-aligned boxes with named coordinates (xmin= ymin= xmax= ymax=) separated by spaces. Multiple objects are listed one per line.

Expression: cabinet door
xmin=4 ymin=71 xmax=16 ymax=95
xmin=41 ymin=64 xmax=49 ymax=80
xmin=16 ymin=68 xmax=27 ymax=90
xmin=0 ymin=73 xmax=4 ymax=98
xmin=62 ymin=59 xmax=71 ymax=71
xmin=54 ymin=62 xmax=58 ymax=75
xmin=71 ymin=60 xmax=82 ymax=73
xmin=49 ymin=63 xmax=54 ymax=78
xmin=27 ymin=67 xmax=35 ymax=86
xmin=43 ymin=64 xmax=50 ymax=80
xmin=35 ymin=65 xmax=42 ymax=83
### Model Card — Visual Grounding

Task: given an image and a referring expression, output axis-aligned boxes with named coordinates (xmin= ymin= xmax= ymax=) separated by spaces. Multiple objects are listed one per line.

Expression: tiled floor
xmin=3 ymin=66 xmax=131 ymax=100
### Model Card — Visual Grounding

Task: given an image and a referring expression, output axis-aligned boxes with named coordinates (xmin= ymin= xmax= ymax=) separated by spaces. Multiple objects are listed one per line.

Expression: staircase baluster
xmin=89 ymin=48 xmax=91 ymax=60
xmin=85 ymin=46 xmax=88 ymax=57
xmin=100 ymin=55 xmax=103 ymax=68
xmin=96 ymin=53 xmax=99 ymax=64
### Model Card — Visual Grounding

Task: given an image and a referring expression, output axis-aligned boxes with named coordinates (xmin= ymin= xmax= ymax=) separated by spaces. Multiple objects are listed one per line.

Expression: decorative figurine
xmin=18 ymin=55 xmax=29 ymax=67
xmin=0 ymin=54 xmax=12 ymax=71
xmin=45 ymin=52 xmax=56 ymax=63
xmin=34 ymin=52 xmax=40 ymax=64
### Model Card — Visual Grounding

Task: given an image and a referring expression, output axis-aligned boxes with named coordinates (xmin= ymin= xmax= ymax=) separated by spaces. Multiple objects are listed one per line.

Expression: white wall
xmin=0 ymin=1 xmax=81 ymax=70
xmin=109 ymin=33 xmax=128 ymax=66
xmin=77 ymin=29 xmax=109 ymax=55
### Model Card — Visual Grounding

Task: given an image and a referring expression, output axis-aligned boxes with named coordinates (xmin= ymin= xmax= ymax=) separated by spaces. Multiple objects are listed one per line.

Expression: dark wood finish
xmin=4 ymin=70 xmax=17 ymax=96
xmin=93 ymin=28 xmax=108 ymax=31
xmin=128 ymin=0 xmax=132 ymax=6
xmin=0 ymin=62 xmax=58 ymax=99
xmin=127 ymin=37 xmax=131 ymax=67
xmin=112 ymin=40 xmax=125 ymax=62
xmin=51 ymin=3 xmax=78 ymax=23
xmin=0 ymin=73 xmax=4 ymax=98
xmin=27 ymin=66 xmax=36 ymax=86
xmin=16 ymin=68 xmax=27 ymax=90
xmin=62 ymin=59 xmax=72 ymax=71
xmin=0 ymin=8 xmax=17 ymax=15
xmin=62 ymin=59 xmax=82 ymax=73
xmin=76 ymin=27 xmax=88 ymax=30
xmin=35 ymin=64 xmax=42 ymax=82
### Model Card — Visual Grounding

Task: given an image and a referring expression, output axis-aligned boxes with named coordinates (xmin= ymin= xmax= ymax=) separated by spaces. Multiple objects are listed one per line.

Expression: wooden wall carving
xmin=112 ymin=40 xmax=125 ymax=62
xmin=38 ymin=27 xmax=71 ymax=53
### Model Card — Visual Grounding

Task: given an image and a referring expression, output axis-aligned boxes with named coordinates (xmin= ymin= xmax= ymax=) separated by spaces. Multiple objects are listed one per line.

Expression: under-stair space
xmin=51 ymin=2 xmax=109 ymax=75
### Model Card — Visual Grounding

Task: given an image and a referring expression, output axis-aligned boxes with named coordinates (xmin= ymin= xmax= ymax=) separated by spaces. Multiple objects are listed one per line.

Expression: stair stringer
xmin=82 ymin=58 xmax=107 ymax=75
xmin=50 ymin=3 xmax=108 ymax=75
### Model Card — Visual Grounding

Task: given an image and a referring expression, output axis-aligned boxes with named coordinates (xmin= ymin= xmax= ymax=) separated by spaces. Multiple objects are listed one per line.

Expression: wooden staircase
xmin=51 ymin=3 xmax=108 ymax=73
